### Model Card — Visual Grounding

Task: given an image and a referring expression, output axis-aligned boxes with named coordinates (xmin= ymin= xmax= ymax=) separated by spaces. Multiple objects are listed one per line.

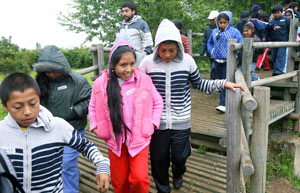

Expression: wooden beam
xmin=240 ymin=122 xmax=254 ymax=177
xmin=250 ymin=86 xmax=270 ymax=193
xmin=235 ymin=69 xmax=257 ymax=111
xmin=251 ymin=70 xmax=298 ymax=88
xmin=226 ymin=88 xmax=242 ymax=193
xmin=230 ymin=41 xmax=300 ymax=51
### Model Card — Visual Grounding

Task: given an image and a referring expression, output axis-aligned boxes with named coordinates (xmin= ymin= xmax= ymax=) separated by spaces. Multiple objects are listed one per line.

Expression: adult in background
xmin=200 ymin=10 xmax=219 ymax=79
xmin=33 ymin=45 xmax=92 ymax=193
xmin=115 ymin=1 xmax=153 ymax=66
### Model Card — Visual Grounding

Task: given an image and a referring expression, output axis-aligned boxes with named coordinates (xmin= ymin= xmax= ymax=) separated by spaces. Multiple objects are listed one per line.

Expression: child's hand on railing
xmin=224 ymin=81 xmax=246 ymax=92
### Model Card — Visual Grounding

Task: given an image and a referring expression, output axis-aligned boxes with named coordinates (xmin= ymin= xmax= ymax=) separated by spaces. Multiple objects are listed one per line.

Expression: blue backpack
xmin=0 ymin=150 xmax=25 ymax=193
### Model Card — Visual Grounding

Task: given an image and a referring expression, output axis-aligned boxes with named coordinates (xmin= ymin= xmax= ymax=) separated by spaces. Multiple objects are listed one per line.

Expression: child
xmin=172 ymin=19 xmax=191 ymax=55
xmin=200 ymin=10 xmax=219 ymax=80
xmin=139 ymin=19 xmax=244 ymax=193
xmin=88 ymin=39 xmax=163 ymax=193
xmin=33 ymin=45 xmax=92 ymax=193
xmin=207 ymin=11 xmax=243 ymax=113
xmin=262 ymin=4 xmax=290 ymax=76
xmin=256 ymin=12 xmax=271 ymax=71
xmin=0 ymin=73 xmax=110 ymax=193
xmin=239 ymin=22 xmax=263 ymax=81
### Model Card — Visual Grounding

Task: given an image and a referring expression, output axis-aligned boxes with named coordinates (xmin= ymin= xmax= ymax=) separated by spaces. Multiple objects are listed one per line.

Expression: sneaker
xmin=173 ymin=177 xmax=183 ymax=189
xmin=216 ymin=105 xmax=226 ymax=113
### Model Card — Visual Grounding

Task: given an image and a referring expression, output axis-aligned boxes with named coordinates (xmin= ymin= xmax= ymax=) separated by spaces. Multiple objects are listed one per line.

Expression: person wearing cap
xmin=115 ymin=1 xmax=153 ymax=61
xmin=33 ymin=45 xmax=92 ymax=193
xmin=200 ymin=10 xmax=219 ymax=80
xmin=234 ymin=10 xmax=267 ymax=39
xmin=251 ymin=4 xmax=262 ymax=19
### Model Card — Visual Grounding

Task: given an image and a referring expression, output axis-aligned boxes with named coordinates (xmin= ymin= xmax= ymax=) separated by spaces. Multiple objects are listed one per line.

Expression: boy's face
xmin=273 ymin=11 xmax=282 ymax=19
xmin=218 ymin=18 xmax=229 ymax=31
xmin=2 ymin=88 xmax=40 ymax=128
xmin=158 ymin=43 xmax=178 ymax=63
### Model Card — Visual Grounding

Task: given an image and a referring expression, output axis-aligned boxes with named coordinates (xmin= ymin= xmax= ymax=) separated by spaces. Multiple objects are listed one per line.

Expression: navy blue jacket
xmin=200 ymin=24 xmax=217 ymax=57
xmin=234 ymin=18 xmax=267 ymax=39
xmin=262 ymin=16 xmax=290 ymax=41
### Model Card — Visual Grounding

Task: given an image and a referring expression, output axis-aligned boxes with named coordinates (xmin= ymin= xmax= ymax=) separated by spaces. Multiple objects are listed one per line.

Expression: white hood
xmin=153 ymin=19 xmax=184 ymax=63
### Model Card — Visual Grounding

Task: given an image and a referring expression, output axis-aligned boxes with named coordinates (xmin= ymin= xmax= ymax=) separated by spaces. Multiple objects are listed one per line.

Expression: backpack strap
xmin=0 ymin=153 xmax=25 ymax=193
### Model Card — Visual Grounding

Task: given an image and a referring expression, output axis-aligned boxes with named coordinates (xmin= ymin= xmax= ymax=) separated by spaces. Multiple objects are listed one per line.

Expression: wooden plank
xmin=79 ymin=131 xmax=227 ymax=193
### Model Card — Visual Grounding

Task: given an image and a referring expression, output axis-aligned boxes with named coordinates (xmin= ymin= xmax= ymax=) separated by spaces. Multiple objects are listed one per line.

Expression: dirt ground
xmin=198 ymin=70 xmax=300 ymax=193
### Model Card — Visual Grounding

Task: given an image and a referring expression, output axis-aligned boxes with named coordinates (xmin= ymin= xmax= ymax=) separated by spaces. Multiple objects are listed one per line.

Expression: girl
xmin=207 ymin=11 xmax=243 ymax=113
xmin=89 ymin=39 xmax=163 ymax=193
xmin=240 ymin=22 xmax=263 ymax=81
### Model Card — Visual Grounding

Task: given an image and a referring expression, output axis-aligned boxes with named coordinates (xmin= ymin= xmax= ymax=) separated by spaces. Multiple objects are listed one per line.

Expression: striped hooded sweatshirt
xmin=0 ymin=105 xmax=110 ymax=193
xmin=139 ymin=19 xmax=226 ymax=130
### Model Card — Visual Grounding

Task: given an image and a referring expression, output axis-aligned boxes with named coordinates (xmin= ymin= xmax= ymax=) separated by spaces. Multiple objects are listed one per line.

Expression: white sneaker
xmin=216 ymin=105 xmax=226 ymax=113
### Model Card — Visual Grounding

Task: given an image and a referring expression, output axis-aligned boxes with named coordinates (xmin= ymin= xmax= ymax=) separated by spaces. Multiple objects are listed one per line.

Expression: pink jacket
xmin=89 ymin=68 xmax=163 ymax=157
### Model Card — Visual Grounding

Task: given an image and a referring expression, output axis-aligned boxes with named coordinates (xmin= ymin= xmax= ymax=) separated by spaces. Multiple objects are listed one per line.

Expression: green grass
xmin=267 ymin=139 xmax=300 ymax=190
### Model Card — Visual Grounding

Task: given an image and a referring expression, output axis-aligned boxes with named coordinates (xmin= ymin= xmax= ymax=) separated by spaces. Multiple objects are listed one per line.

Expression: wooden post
xmin=91 ymin=44 xmax=99 ymax=78
xmin=227 ymin=39 xmax=238 ymax=82
xmin=187 ymin=29 xmax=193 ymax=55
xmin=294 ymin=70 xmax=300 ymax=131
xmin=97 ymin=44 xmax=105 ymax=75
xmin=250 ymin=86 xmax=270 ymax=193
xmin=241 ymin=38 xmax=254 ymax=141
xmin=226 ymin=88 xmax=242 ymax=193
xmin=287 ymin=18 xmax=298 ymax=73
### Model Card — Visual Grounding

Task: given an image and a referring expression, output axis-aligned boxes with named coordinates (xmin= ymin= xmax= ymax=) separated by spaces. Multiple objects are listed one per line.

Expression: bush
xmin=62 ymin=47 xmax=93 ymax=68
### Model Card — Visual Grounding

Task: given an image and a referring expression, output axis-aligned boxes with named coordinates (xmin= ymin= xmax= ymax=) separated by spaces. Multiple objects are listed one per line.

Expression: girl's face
xmin=158 ymin=43 xmax=178 ymax=63
xmin=114 ymin=52 xmax=136 ymax=81
xmin=218 ymin=18 xmax=229 ymax=31
xmin=243 ymin=28 xmax=253 ymax=38
xmin=285 ymin=12 xmax=293 ymax=19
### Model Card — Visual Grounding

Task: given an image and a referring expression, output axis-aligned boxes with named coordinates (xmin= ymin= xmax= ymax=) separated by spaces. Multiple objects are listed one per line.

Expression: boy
xmin=139 ymin=19 xmax=244 ymax=193
xmin=0 ymin=73 xmax=110 ymax=193
xmin=262 ymin=4 xmax=290 ymax=76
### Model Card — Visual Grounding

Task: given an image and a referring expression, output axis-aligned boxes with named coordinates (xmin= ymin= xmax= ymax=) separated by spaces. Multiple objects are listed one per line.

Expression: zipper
xmin=24 ymin=130 xmax=30 ymax=192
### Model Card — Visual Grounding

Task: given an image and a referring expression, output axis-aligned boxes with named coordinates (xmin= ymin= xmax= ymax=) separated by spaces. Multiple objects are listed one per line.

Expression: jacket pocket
xmin=141 ymin=118 xmax=154 ymax=138
xmin=96 ymin=121 xmax=113 ymax=140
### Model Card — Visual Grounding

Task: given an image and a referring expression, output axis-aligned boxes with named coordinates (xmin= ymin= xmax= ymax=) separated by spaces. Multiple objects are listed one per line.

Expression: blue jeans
xmin=62 ymin=128 xmax=85 ymax=193
xmin=210 ymin=58 xmax=216 ymax=80
xmin=214 ymin=61 xmax=226 ymax=106
xmin=272 ymin=47 xmax=287 ymax=74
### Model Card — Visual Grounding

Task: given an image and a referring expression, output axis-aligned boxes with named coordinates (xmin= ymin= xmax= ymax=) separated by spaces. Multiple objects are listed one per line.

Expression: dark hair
xmin=0 ymin=73 xmax=40 ymax=106
xmin=36 ymin=72 xmax=51 ymax=105
xmin=122 ymin=1 xmax=137 ymax=13
xmin=289 ymin=2 xmax=299 ymax=9
xmin=251 ymin=11 xmax=260 ymax=19
xmin=259 ymin=12 xmax=270 ymax=22
xmin=161 ymin=40 xmax=178 ymax=45
xmin=284 ymin=0 xmax=291 ymax=5
xmin=217 ymin=13 xmax=230 ymax=22
xmin=107 ymin=46 xmax=136 ymax=136
xmin=272 ymin=4 xmax=283 ymax=13
xmin=171 ymin=19 xmax=183 ymax=31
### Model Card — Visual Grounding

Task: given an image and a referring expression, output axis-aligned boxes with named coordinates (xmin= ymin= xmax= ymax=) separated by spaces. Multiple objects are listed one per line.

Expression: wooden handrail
xmin=235 ymin=69 xmax=257 ymax=111
xmin=230 ymin=41 xmax=300 ymax=51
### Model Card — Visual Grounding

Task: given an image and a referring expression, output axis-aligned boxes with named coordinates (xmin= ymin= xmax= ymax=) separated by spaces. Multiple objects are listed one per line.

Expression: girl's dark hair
xmin=217 ymin=13 xmax=230 ymax=22
xmin=289 ymin=2 xmax=299 ymax=9
xmin=107 ymin=46 xmax=136 ymax=136
xmin=243 ymin=22 xmax=255 ymax=37
xmin=36 ymin=72 xmax=51 ymax=106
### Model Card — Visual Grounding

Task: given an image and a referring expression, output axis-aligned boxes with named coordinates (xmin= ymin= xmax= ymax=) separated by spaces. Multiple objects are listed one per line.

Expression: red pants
xmin=109 ymin=144 xmax=150 ymax=193
xmin=256 ymin=48 xmax=271 ymax=69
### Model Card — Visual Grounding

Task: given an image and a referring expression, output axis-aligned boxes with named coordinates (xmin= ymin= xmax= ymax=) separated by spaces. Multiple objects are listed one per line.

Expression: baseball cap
xmin=252 ymin=5 xmax=262 ymax=12
xmin=207 ymin=10 xmax=219 ymax=19
xmin=240 ymin=11 xmax=250 ymax=22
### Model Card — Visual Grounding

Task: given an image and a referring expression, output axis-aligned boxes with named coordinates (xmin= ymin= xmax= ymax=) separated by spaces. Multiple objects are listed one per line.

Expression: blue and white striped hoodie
xmin=207 ymin=11 xmax=243 ymax=60
xmin=0 ymin=105 xmax=110 ymax=193
xmin=140 ymin=19 xmax=226 ymax=130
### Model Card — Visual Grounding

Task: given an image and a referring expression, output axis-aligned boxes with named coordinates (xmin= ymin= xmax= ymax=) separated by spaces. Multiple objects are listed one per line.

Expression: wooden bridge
xmin=78 ymin=18 xmax=300 ymax=193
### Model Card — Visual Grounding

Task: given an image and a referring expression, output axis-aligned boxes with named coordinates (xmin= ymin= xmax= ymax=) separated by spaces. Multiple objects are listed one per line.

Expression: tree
xmin=59 ymin=0 xmax=277 ymax=47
